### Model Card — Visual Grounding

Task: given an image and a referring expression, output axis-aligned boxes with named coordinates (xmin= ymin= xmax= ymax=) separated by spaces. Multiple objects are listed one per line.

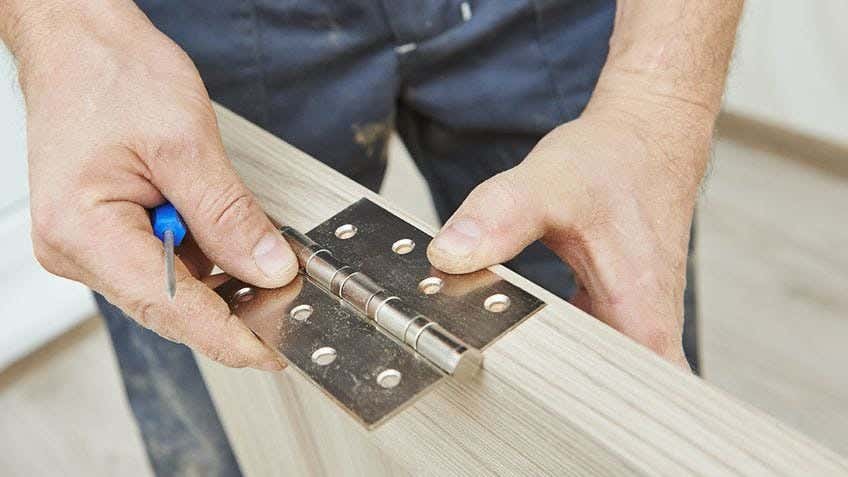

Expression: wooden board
xmin=196 ymin=105 xmax=848 ymax=476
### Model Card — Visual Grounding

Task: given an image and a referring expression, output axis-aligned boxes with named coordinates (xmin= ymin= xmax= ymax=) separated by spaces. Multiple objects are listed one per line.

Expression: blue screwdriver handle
xmin=151 ymin=202 xmax=187 ymax=247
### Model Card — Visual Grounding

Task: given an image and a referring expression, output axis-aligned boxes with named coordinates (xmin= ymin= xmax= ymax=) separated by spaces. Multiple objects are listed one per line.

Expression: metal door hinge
xmin=214 ymin=198 xmax=545 ymax=427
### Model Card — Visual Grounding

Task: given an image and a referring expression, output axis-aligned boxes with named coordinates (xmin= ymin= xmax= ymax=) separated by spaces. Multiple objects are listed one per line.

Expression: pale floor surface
xmin=1 ymin=135 xmax=846 ymax=475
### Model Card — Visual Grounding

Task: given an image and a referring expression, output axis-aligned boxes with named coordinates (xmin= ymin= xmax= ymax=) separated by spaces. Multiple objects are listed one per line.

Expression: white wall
xmin=724 ymin=1 xmax=848 ymax=145
xmin=0 ymin=44 xmax=27 ymax=206
xmin=0 ymin=44 xmax=96 ymax=369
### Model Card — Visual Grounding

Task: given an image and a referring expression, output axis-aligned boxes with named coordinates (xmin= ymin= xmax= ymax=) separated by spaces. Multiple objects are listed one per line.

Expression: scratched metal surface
xmin=307 ymin=198 xmax=546 ymax=350
xmin=214 ymin=276 xmax=442 ymax=428
xmin=214 ymin=198 xmax=544 ymax=428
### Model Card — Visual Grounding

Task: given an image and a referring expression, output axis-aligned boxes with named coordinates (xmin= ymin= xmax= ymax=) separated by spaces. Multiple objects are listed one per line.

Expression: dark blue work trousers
xmin=98 ymin=1 xmax=699 ymax=475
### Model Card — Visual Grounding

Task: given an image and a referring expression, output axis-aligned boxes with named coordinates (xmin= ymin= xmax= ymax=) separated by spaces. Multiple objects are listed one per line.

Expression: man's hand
xmin=428 ymin=0 xmax=743 ymax=369
xmin=428 ymin=101 xmax=711 ymax=369
xmin=6 ymin=1 xmax=297 ymax=369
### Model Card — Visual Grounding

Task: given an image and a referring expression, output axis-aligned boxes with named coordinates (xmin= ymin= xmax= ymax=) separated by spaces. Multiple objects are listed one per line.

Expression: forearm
xmin=1 ymin=0 xmax=147 ymax=63
xmin=584 ymin=0 xmax=743 ymax=188
xmin=431 ymin=2 xmax=744 ymax=367
xmin=595 ymin=0 xmax=743 ymax=112
xmin=0 ymin=0 xmax=38 ymax=49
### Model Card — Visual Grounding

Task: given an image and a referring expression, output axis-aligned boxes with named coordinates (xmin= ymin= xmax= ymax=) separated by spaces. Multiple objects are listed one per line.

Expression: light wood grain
xmin=197 ymin=105 xmax=848 ymax=476
xmin=2 ymin=122 xmax=844 ymax=476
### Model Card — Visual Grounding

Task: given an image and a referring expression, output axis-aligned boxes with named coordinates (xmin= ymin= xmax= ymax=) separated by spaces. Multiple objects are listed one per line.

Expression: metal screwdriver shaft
xmin=151 ymin=203 xmax=187 ymax=300
xmin=163 ymin=229 xmax=177 ymax=300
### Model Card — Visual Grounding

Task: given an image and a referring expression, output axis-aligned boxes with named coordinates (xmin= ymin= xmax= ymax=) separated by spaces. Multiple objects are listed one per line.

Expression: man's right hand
xmin=3 ymin=1 xmax=296 ymax=370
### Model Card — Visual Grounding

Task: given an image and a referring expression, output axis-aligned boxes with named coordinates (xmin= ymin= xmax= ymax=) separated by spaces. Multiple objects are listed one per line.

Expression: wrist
xmin=0 ymin=0 xmax=52 ymax=55
xmin=587 ymin=72 xmax=718 ymax=137
xmin=582 ymin=80 xmax=716 ymax=190
xmin=3 ymin=0 xmax=147 ymax=90
xmin=578 ymin=100 xmax=714 ymax=206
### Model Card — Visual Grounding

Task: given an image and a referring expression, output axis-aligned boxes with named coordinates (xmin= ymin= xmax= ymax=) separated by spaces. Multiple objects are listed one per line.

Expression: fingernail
xmin=257 ymin=358 xmax=285 ymax=371
xmin=253 ymin=232 xmax=293 ymax=279
xmin=431 ymin=218 xmax=481 ymax=258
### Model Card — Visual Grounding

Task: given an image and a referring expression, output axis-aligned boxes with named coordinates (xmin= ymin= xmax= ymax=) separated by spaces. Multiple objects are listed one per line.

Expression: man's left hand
xmin=427 ymin=100 xmax=714 ymax=370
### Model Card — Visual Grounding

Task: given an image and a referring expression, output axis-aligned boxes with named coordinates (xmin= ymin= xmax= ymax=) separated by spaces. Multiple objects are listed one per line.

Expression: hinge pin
xmin=281 ymin=226 xmax=481 ymax=376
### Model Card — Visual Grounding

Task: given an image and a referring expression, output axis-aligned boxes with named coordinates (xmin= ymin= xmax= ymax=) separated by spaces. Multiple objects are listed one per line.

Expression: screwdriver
xmin=150 ymin=202 xmax=187 ymax=300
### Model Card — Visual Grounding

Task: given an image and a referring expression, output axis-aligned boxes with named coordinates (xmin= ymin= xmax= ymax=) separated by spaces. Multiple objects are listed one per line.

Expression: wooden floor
xmin=0 ymin=319 xmax=152 ymax=475
xmin=699 ymin=137 xmax=848 ymax=455
xmin=1 ymin=133 xmax=846 ymax=474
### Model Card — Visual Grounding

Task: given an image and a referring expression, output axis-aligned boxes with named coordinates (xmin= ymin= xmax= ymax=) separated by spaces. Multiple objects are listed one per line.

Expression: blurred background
xmin=1 ymin=2 xmax=846 ymax=474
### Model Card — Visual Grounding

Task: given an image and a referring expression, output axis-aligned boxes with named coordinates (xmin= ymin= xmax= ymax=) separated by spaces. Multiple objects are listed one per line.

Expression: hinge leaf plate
xmin=215 ymin=198 xmax=545 ymax=428
xmin=308 ymin=199 xmax=545 ymax=350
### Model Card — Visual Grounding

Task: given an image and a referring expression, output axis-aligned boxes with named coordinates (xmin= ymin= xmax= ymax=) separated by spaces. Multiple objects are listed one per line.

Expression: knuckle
xmin=174 ymin=113 xmax=214 ymax=143
xmin=145 ymin=114 xmax=216 ymax=168
xmin=159 ymin=128 xmax=204 ymax=163
xmin=200 ymin=345 xmax=227 ymax=365
xmin=129 ymin=298 xmax=162 ymax=332
xmin=202 ymin=182 xmax=261 ymax=233
xmin=200 ymin=341 xmax=250 ymax=369
xmin=130 ymin=299 xmax=188 ymax=346
xmin=189 ymin=310 xmax=252 ymax=368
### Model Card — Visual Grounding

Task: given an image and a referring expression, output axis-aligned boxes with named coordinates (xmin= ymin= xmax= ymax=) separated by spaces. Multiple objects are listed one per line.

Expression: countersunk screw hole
xmin=392 ymin=238 xmax=415 ymax=255
xmin=334 ymin=224 xmax=357 ymax=239
xmin=484 ymin=294 xmax=511 ymax=313
xmin=232 ymin=287 xmax=255 ymax=304
xmin=377 ymin=369 xmax=402 ymax=388
xmin=311 ymin=347 xmax=337 ymax=366
xmin=418 ymin=277 xmax=444 ymax=295
xmin=290 ymin=304 xmax=313 ymax=321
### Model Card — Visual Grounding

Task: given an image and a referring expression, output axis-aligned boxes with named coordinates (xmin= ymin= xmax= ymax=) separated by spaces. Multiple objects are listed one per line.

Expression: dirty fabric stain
xmin=352 ymin=118 xmax=393 ymax=161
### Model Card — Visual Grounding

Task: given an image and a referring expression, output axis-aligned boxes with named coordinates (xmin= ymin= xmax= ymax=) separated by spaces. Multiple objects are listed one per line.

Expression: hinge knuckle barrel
xmin=280 ymin=226 xmax=321 ymax=263
xmin=404 ymin=316 xmax=432 ymax=348
xmin=304 ymin=251 xmax=346 ymax=288
xmin=363 ymin=290 xmax=393 ymax=318
xmin=341 ymin=273 xmax=385 ymax=312
xmin=375 ymin=299 xmax=477 ymax=375
xmin=281 ymin=225 xmax=482 ymax=376
xmin=416 ymin=324 xmax=481 ymax=377
xmin=329 ymin=266 xmax=356 ymax=296
xmin=374 ymin=300 xmax=418 ymax=339
xmin=215 ymin=200 xmax=546 ymax=426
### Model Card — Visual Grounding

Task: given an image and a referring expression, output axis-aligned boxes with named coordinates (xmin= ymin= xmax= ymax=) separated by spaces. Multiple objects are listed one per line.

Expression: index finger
xmin=78 ymin=202 xmax=285 ymax=370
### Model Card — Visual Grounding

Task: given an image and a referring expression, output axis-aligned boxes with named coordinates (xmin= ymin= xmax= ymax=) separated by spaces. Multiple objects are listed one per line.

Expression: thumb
xmin=428 ymin=168 xmax=547 ymax=274
xmin=148 ymin=118 xmax=298 ymax=288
